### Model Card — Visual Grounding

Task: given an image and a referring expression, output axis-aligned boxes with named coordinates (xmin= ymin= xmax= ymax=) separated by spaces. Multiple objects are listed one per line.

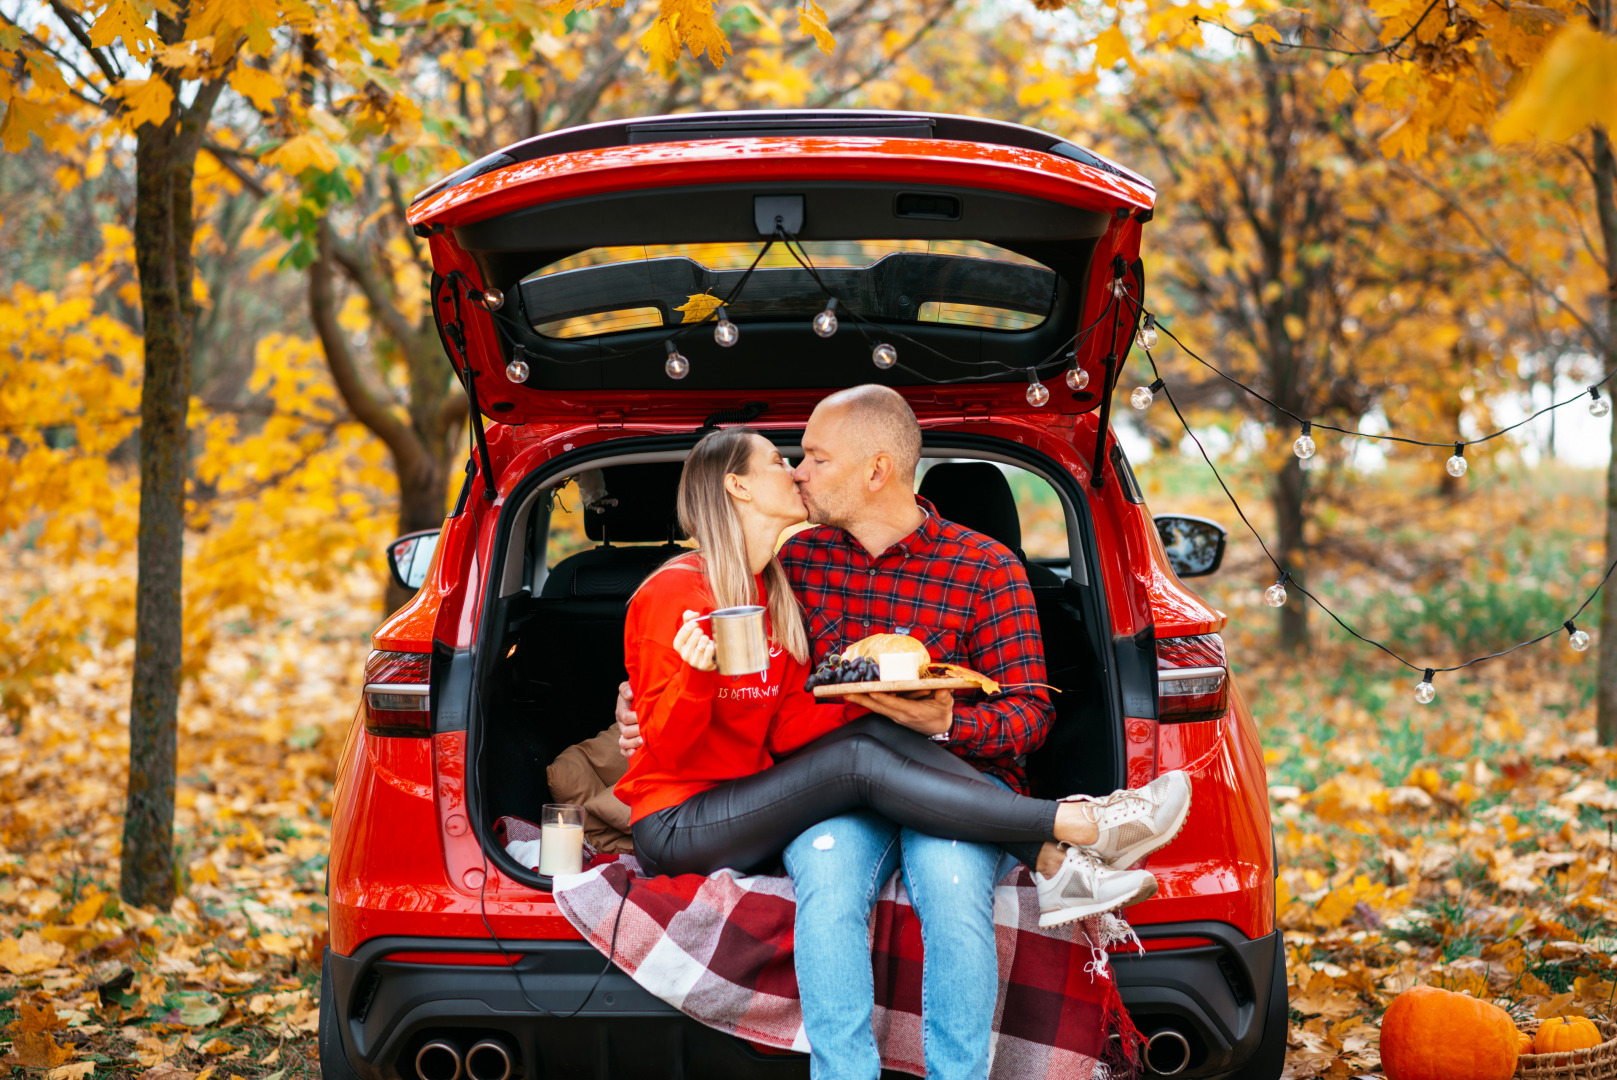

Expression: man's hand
xmin=616 ymin=681 xmax=642 ymax=758
xmin=844 ymin=688 xmax=953 ymax=737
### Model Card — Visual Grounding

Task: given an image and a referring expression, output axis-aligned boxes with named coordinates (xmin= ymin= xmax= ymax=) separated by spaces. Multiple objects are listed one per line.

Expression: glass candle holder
xmin=538 ymin=803 xmax=585 ymax=876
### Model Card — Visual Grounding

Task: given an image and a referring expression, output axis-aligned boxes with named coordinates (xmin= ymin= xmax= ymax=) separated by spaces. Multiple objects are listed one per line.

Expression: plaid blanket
xmin=549 ymin=853 xmax=1145 ymax=1080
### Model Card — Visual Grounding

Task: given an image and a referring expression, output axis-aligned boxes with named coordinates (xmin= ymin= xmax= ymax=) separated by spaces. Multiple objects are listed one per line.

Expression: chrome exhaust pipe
xmin=465 ymin=1041 xmax=513 ymax=1080
xmin=416 ymin=1040 xmax=463 ymax=1080
xmin=1145 ymin=1029 xmax=1191 ymax=1076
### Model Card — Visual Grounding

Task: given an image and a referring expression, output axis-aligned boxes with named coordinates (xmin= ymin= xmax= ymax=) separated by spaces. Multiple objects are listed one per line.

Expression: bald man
xmin=614 ymin=386 xmax=1176 ymax=1080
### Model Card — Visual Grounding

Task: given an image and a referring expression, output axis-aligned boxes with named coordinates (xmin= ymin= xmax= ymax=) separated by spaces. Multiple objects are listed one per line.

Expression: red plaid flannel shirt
xmin=778 ymin=496 xmax=1054 ymax=792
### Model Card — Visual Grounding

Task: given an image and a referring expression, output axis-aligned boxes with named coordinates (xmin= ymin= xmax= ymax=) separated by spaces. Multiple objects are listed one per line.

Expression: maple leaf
xmin=0 ymin=930 xmax=67 ymax=974
xmin=1325 ymin=67 xmax=1355 ymax=104
xmin=262 ymin=133 xmax=341 ymax=175
xmin=797 ymin=1 xmax=835 ymax=56
xmin=89 ymin=0 xmax=160 ymax=58
xmin=1492 ymin=24 xmax=1617 ymax=144
xmin=675 ymin=292 xmax=723 ymax=324
xmin=1247 ymin=22 xmax=1282 ymax=45
xmin=228 ymin=64 xmax=282 ymax=112
xmin=0 ymin=96 xmax=54 ymax=153
xmin=1092 ymin=26 xmax=1133 ymax=70
xmin=110 ymin=76 xmax=177 ymax=133
xmin=189 ymin=0 xmax=277 ymax=55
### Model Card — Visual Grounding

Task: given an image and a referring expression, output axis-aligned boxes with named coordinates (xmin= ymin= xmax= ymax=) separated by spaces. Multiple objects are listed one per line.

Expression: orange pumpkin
xmin=1535 ymin=1016 xmax=1603 ymax=1055
xmin=1379 ymin=986 xmax=1519 ymax=1080
xmin=1516 ymin=1031 xmax=1535 ymax=1055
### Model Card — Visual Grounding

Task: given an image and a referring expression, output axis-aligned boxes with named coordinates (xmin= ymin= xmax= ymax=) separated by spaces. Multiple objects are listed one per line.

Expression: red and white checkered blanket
xmin=550 ymin=854 xmax=1145 ymax=1080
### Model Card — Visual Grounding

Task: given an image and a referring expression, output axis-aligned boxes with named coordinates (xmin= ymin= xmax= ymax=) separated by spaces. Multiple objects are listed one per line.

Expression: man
xmin=618 ymin=386 xmax=1188 ymax=1080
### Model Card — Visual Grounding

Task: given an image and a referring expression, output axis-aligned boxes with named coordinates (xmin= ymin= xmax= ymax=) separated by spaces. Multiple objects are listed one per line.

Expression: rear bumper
xmin=1112 ymin=921 xmax=1286 ymax=1078
xmin=326 ymin=923 xmax=1284 ymax=1080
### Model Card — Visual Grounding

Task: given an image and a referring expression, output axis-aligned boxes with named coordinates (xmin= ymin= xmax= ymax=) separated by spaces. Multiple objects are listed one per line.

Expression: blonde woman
xmin=615 ymin=426 xmax=1184 ymax=924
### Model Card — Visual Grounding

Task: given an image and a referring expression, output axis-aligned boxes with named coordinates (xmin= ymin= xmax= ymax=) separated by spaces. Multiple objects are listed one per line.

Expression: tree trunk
xmin=122 ymin=116 xmax=188 ymax=911
xmin=1271 ymin=452 xmax=1310 ymax=651
xmin=1592 ymin=123 xmax=1617 ymax=746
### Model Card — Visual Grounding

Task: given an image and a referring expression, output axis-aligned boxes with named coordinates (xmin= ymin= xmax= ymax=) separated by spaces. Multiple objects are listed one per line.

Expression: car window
xmin=1000 ymin=465 xmax=1070 ymax=562
xmin=915 ymin=460 xmax=1071 ymax=570
xmin=521 ymin=240 xmax=1056 ymax=339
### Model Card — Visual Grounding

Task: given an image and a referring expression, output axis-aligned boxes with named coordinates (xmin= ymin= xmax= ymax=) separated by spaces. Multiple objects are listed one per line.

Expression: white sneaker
xmin=1064 ymin=770 xmax=1192 ymax=869
xmin=1035 ymin=846 xmax=1158 ymax=928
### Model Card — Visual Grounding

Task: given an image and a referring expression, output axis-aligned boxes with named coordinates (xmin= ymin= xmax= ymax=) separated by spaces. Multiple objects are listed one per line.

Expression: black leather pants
xmin=632 ymin=717 xmax=1055 ymax=878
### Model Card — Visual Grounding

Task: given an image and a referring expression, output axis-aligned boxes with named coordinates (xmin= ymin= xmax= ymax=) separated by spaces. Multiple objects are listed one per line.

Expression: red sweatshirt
xmin=614 ymin=557 xmax=851 ymax=823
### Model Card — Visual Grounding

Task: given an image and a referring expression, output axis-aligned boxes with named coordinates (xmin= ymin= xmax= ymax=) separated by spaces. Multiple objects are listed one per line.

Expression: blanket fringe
xmin=1083 ymin=915 xmax=1146 ymax=1079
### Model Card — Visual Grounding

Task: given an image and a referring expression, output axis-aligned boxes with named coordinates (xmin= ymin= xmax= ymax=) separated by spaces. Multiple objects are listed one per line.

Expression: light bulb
xmin=1135 ymin=320 xmax=1158 ymax=351
xmin=665 ymin=343 xmax=689 ymax=380
xmin=1131 ymin=385 xmax=1154 ymax=410
xmin=1264 ymin=582 xmax=1287 ymax=608
xmin=505 ymin=357 xmax=530 ymax=383
xmin=1065 ymin=366 xmax=1090 ymax=390
xmin=1592 ymin=392 xmax=1610 ymax=418
xmin=1570 ymin=629 xmax=1591 ymax=652
xmin=1414 ymin=679 xmax=1435 ymax=704
xmin=1294 ymin=434 xmax=1316 ymax=460
xmin=1027 ymin=378 xmax=1050 ymax=407
xmin=483 ymin=288 xmax=505 ymax=311
xmin=714 ymin=308 xmax=738 ymax=347
xmin=812 ymin=298 xmax=839 ymax=338
xmin=872 ymin=343 xmax=897 ymax=369
xmin=1446 ymin=454 xmax=1468 ymax=478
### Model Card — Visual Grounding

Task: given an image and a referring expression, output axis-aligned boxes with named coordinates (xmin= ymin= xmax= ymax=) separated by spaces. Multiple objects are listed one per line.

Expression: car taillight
xmin=1156 ymin=633 xmax=1229 ymax=723
xmin=364 ymin=650 xmax=431 ymax=736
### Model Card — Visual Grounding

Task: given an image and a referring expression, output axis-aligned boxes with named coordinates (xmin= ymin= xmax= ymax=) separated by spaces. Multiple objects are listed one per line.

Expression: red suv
xmin=320 ymin=110 xmax=1284 ymax=1080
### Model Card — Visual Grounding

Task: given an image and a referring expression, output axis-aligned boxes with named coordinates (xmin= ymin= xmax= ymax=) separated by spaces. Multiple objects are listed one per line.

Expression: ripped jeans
xmin=783 ymin=778 xmax=1017 ymax=1080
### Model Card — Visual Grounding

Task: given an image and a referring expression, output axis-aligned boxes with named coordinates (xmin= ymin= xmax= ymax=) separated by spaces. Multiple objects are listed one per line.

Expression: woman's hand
xmin=673 ymin=610 xmax=718 ymax=671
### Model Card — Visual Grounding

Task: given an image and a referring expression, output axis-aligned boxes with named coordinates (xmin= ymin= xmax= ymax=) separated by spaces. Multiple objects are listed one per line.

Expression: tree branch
xmin=320 ymin=219 xmax=424 ymax=352
xmin=46 ymin=0 xmax=124 ymax=84
xmin=1392 ymin=159 xmax=1610 ymax=353
xmin=308 ymin=233 xmax=429 ymax=472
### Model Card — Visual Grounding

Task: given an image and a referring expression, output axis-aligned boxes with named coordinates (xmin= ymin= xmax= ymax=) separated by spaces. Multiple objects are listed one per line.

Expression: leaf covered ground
xmin=3 ymin=462 xmax=1614 ymax=1080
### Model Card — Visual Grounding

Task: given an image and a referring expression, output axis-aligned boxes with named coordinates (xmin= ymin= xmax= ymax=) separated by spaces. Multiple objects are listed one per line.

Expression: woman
xmin=615 ymin=426 xmax=1185 ymax=924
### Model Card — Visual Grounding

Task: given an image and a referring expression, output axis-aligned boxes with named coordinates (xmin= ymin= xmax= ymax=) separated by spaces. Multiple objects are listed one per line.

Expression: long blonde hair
xmin=646 ymin=427 xmax=810 ymax=664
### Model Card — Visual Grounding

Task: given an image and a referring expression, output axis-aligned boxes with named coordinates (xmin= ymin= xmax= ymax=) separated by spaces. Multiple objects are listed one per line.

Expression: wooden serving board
xmin=811 ymin=677 xmax=976 ymax=698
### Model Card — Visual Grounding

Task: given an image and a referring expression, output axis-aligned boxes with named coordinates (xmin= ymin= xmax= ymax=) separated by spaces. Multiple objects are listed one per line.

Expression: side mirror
xmin=1154 ymin=514 xmax=1227 ymax=578
xmin=388 ymin=530 xmax=441 ymax=592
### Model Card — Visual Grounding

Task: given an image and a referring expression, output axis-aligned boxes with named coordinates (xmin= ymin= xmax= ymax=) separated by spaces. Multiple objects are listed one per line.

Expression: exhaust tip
xmin=416 ymin=1041 xmax=463 ymax=1080
xmin=1145 ymin=1029 xmax=1191 ymax=1076
xmin=465 ymin=1041 xmax=514 ymax=1080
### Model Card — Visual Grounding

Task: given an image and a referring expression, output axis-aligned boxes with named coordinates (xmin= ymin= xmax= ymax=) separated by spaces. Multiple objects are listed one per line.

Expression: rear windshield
xmin=521 ymin=240 xmax=1057 ymax=340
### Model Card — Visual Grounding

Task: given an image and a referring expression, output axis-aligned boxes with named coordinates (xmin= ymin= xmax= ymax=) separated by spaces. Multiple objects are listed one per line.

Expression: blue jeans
xmin=784 ymin=778 xmax=1017 ymax=1080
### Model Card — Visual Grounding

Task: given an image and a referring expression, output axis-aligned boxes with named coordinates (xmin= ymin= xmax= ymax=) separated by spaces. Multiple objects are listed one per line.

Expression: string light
xmin=1415 ymin=669 xmax=1436 ymax=704
xmin=1110 ymin=275 xmax=1128 ymax=299
xmin=1264 ymin=572 xmax=1289 ymax=608
xmin=483 ymin=288 xmax=505 ymax=311
xmin=714 ymin=306 xmax=738 ymax=347
xmin=1446 ymin=442 xmax=1467 ymax=478
xmin=872 ymin=343 xmax=897 ymax=369
xmin=812 ymin=298 xmax=839 ymax=338
xmin=1026 ymin=369 xmax=1050 ymax=407
xmin=465 ymin=257 xmax=1617 ymax=695
xmin=1135 ymin=314 xmax=1158 ymax=351
xmin=1131 ymin=379 xmax=1164 ymax=410
xmin=505 ymin=346 xmax=529 ymax=384
xmin=1293 ymin=421 xmax=1316 ymax=460
xmin=664 ymin=341 xmax=689 ymax=380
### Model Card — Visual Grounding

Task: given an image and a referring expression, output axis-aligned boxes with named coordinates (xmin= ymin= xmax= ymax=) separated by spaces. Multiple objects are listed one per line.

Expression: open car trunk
xmin=466 ymin=432 xmax=1126 ymax=889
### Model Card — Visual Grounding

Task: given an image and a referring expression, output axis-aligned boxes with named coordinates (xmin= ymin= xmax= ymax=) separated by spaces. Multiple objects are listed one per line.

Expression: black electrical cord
xmin=1149 ymin=315 xmax=1616 ymax=451
xmin=1140 ymin=345 xmax=1617 ymax=678
xmin=477 ymin=853 xmax=634 ymax=1020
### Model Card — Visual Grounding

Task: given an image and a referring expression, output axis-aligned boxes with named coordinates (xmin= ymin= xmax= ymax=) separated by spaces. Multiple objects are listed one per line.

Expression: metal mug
xmin=693 ymin=605 xmax=770 ymax=676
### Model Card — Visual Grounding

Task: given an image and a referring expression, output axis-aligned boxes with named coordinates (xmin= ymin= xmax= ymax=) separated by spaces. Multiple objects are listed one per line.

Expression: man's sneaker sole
xmin=1097 ymin=779 xmax=1193 ymax=871
xmin=1037 ymin=873 xmax=1159 ymax=929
